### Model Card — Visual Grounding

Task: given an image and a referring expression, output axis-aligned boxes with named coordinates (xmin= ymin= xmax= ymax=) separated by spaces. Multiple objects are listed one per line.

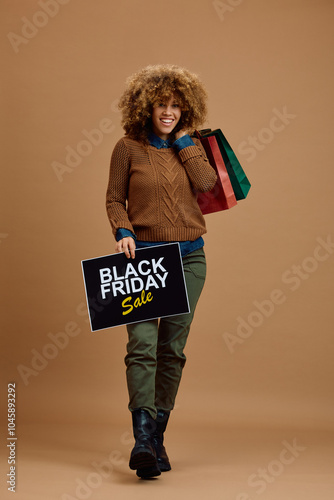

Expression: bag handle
xmin=194 ymin=129 xmax=212 ymax=140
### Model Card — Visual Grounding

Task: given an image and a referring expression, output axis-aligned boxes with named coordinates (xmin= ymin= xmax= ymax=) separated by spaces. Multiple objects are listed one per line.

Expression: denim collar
xmin=148 ymin=131 xmax=172 ymax=149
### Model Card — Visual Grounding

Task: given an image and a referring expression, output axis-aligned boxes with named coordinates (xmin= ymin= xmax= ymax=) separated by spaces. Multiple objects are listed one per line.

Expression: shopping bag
xmin=194 ymin=131 xmax=237 ymax=215
xmin=198 ymin=129 xmax=251 ymax=200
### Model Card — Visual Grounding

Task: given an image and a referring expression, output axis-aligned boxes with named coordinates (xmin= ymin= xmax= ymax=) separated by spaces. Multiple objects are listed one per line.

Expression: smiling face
xmin=151 ymin=94 xmax=182 ymax=140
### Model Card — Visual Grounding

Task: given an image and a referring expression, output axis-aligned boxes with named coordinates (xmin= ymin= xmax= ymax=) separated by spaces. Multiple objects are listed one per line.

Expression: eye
xmin=172 ymin=103 xmax=180 ymax=108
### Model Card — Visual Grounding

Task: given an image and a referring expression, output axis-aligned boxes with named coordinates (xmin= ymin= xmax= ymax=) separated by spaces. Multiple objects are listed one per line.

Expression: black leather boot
xmin=152 ymin=409 xmax=171 ymax=472
xmin=129 ymin=409 xmax=161 ymax=477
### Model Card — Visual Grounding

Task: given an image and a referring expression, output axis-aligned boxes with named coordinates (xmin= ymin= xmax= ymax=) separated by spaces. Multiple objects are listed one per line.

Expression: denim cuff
xmin=173 ymin=134 xmax=195 ymax=152
xmin=116 ymin=228 xmax=136 ymax=241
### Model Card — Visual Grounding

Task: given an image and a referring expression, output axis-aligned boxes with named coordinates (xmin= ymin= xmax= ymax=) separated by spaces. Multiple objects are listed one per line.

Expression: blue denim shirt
xmin=116 ymin=132 xmax=204 ymax=257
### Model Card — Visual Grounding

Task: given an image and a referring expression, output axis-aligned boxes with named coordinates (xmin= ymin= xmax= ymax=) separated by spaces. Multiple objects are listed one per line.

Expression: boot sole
xmin=136 ymin=465 xmax=161 ymax=478
xmin=129 ymin=451 xmax=158 ymax=471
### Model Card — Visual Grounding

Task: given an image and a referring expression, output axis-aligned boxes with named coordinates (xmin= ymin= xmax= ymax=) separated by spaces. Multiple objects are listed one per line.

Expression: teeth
xmin=161 ymin=119 xmax=173 ymax=124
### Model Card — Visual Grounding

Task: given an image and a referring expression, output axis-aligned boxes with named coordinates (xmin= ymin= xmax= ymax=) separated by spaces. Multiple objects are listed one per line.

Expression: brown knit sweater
xmin=106 ymin=136 xmax=217 ymax=241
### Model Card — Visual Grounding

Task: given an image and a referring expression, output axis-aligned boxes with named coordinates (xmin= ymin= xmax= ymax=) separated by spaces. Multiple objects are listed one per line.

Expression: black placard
xmin=81 ymin=243 xmax=190 ymax=331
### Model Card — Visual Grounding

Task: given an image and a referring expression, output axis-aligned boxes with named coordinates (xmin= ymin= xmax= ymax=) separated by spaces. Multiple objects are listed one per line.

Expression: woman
xmin=106 ymin=64 xmax=217 ymax=479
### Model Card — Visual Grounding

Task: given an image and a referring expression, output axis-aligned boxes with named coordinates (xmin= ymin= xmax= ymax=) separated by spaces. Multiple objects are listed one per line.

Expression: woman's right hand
xmin=115 ymin=237 xmax=136 ymax=259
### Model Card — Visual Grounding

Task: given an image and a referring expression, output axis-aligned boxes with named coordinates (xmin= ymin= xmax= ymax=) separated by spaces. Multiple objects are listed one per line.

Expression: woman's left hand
xmin=175 ymin=129 xmax=190 ymax=140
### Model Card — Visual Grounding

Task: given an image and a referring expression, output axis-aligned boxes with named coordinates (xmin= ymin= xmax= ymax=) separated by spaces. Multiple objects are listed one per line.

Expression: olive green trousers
xmin=125 ymin=248 xmax=206 ymax=420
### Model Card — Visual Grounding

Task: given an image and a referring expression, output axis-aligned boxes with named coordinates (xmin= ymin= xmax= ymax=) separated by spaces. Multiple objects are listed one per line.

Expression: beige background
xmin=1 ymin=0 xmax=334 ymax=499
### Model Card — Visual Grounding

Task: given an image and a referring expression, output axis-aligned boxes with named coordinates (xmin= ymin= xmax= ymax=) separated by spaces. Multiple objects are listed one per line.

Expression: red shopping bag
xmin=195 ymin=131 xmax=237 ymax=215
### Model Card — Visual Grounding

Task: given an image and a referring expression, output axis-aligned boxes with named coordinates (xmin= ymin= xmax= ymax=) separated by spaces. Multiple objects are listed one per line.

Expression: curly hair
xmin=118 ymin=64 xmax=208 ymax=144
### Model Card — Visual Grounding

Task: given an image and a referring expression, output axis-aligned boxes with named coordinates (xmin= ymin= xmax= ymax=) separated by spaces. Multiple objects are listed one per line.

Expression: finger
xmin=122 ymin=237 xmax=136 ymax=259
xmin=116 ymin=239 xmax=128 ymax=254
xmin=123 ymin=244 xmax=131 ymax=259
xmin=129 ymin=241 xmax=136 ymax=259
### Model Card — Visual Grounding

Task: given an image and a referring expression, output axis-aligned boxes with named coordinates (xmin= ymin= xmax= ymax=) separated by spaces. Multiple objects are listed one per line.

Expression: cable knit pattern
xmin=106 ymin=137 xmax=217 ymax=241
xmin=153 ymin=151 xmax=184 ymax=226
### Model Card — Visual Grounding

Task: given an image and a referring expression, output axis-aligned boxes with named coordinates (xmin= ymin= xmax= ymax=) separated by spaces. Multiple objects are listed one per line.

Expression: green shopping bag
xmin=198 ymin=129 xmax=251 ymax=200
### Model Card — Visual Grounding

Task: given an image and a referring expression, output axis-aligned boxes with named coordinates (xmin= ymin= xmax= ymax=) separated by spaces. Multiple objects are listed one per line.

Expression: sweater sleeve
xmin=177 ymin=137 xmax=217 ymax=192
xmin=106 ymin=138 xmax=135 ymax=238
